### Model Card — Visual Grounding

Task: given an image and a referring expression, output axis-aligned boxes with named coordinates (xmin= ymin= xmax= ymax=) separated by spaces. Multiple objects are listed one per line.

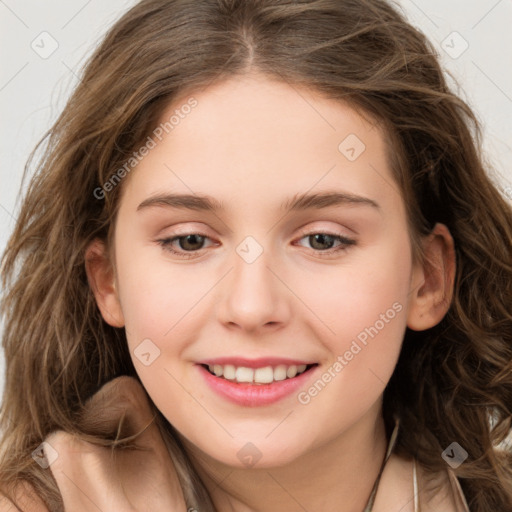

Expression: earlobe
xmin=406 ymin=223 xmax=456 ymax=332
xmin=85 ymin=238 xmax=125 ymax=328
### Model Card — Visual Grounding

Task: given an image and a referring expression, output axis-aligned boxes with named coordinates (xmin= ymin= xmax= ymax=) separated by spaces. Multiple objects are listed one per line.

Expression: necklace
xmin=363 ymin=417 xmax=400 ymax=512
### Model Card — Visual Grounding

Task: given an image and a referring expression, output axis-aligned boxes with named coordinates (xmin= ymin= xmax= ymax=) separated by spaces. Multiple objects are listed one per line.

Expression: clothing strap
xmin=363 ymin=417 xmax=400 ymax=512
xmin=447 ymin=468 xmax=471 ymax=512
xmin=412 ymin=454 xmax=470 ymax=512
xmin=413 ymin=458 xmax=421 ymax=512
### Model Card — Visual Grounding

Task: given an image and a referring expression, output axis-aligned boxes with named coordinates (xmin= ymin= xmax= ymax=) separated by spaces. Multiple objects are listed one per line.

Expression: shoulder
xmin=0 ymin=481 xmax=50 ymax=512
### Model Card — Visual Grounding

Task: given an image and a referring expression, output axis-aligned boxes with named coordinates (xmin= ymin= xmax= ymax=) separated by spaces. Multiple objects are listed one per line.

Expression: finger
xmin=78 ymin=376 xmax=157 ymax=444
xmin=79 ymin=379 xmax=188 ymax=510
xmin=44 ymin=431 xmax=131 ymax=511
xmin=45 ymin=426 xmax=187 ymax=511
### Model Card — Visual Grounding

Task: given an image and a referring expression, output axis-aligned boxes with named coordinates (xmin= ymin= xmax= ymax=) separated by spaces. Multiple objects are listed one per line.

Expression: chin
xmin=177 ymin=431 xmax=302 ymax=469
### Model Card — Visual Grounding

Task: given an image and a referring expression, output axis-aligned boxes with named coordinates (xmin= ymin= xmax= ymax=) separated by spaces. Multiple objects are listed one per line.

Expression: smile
xmin=203 ymin=363 xmax=312 ymax=384
xmin=196 ymin=358 xmax=319 ymax=407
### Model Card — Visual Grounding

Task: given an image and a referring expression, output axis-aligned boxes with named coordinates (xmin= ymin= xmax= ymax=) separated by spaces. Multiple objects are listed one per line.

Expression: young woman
xmin=1 ymin=1 xmax=511 ymax=510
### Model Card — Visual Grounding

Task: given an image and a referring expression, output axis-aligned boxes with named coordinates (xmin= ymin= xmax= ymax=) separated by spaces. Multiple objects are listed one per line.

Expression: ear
xmin=85 ymin=238 xmax=125 ymax=328
xmin=407 ymin=223 xmax=456 ymax=331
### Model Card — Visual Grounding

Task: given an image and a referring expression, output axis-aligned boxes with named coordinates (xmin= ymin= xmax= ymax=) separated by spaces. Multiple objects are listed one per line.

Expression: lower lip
xmin=197 ymin=364 xmax=317 ymax=407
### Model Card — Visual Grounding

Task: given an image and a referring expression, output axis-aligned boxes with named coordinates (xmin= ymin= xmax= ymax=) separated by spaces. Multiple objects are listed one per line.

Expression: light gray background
xmin=1 ymin=0 xmax=511 ymax=399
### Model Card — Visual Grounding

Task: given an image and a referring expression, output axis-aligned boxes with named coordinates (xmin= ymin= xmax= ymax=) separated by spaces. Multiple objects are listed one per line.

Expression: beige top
xmin=364 ymin=418 xmax=470 ymax=512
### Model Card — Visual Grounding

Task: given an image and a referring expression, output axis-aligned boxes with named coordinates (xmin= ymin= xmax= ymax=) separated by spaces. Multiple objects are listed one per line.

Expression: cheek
xmin=114 ymin=247 xmax=208 ymax=428
xmin=296 ymin=239 xmax=411 ymax=350
xmin=293 ymin=237 xmax=411 ymax=404
xmin=115 ymin=244 xmax=207 ymax=342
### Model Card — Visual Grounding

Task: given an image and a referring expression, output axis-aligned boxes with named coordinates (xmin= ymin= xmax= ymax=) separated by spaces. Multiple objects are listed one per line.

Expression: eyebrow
xmin=136 ymin=191 xmax=380 ymax=213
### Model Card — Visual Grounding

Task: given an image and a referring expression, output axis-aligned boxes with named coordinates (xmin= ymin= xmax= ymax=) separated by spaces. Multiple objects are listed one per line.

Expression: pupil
xmin=310 ymin=234 xmax=333 ymax=250
xmin=180 ymin=234 xmax=204 ymax=250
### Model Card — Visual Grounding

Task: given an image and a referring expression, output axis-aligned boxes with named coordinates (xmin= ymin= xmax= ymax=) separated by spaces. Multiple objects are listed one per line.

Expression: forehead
xmin=119 ymin=74 xmax=400 ymax=218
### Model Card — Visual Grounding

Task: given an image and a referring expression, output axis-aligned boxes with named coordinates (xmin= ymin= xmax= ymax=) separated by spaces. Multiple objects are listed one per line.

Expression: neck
xmin=182 ymin=401 xmax=388 ymax=512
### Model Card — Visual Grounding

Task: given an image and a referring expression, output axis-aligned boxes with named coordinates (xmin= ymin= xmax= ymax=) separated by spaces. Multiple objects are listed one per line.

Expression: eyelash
xmin=156 ymin=230 xmax=356 ymax=259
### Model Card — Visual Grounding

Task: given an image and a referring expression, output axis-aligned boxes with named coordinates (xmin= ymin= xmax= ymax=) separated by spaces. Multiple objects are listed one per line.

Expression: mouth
xmin=200 ymin=363 xmax=318 ymax=385
xmin=196 ymin=360 xmax=319 ymax=407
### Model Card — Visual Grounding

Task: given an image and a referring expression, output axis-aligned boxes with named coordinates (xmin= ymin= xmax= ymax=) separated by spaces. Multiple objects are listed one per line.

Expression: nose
xmin=216 ymin=242 xmax=291 ymax=334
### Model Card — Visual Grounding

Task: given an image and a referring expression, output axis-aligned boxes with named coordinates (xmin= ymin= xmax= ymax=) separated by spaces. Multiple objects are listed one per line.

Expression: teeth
xmin=235 ymin=367 xmax=254 ymax=383
xmin=223 ymin=364 xmax=236 ymax=380
xmin=254 ymin=366 xmax=274 ymax=383
xmin=286 ymin=365 xmax=297 ymax=378
xmin=273 ymin=365 xmax=287 ymax=381
xmin=206 ymin=363 xmax=310 ymax=384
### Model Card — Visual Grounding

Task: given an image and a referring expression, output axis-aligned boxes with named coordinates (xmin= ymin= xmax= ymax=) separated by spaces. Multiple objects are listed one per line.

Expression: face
xmin=90 ymin=73 xmax=435 ymax=469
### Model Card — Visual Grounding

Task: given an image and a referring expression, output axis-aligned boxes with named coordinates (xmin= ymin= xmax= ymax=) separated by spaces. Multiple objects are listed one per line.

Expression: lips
xmin=196 ymin=357 xmax=318 ymax=407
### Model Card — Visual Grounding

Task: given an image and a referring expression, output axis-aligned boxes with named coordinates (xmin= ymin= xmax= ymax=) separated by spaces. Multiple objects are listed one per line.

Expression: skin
xmin=79 ymin=73 xmax=457 ymax=512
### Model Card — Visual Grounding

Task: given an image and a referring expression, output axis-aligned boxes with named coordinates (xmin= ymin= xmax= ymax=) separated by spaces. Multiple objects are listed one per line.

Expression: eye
xmin=156 ymin=230 xmax=356 ymax=259
xmin=294 ymin=232 xmax=356 ymax=257
xmin=157 ymin=233 xmax=216 ymax=258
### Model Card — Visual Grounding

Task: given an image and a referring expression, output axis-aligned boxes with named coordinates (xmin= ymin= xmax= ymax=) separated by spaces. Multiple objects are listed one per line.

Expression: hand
xmin=45 ymin=376 xmax=188 ymax=511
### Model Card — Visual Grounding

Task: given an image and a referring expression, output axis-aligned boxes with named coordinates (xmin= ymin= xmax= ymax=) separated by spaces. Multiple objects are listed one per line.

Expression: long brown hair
xmin=1 ymin=0 xmax=511 ymax=510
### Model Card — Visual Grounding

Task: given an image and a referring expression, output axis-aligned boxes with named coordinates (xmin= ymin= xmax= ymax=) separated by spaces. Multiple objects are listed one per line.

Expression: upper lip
xmin=197 ymin=357 xmax=316 ymax=368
